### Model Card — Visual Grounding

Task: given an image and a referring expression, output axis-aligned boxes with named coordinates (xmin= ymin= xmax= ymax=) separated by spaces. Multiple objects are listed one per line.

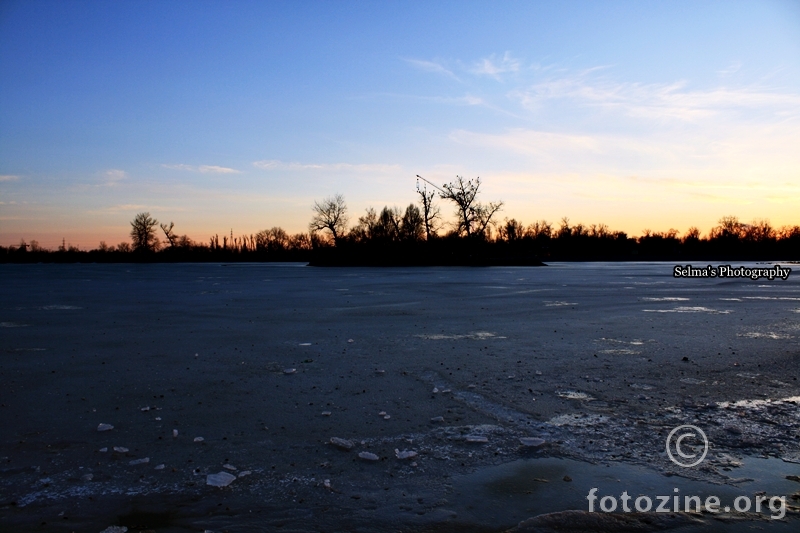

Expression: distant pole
xmin=416 ymin=174 xmax=445 ymax=194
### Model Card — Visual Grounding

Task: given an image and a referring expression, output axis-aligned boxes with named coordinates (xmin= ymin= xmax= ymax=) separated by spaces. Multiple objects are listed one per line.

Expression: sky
xmin=1 ymin=0 xmax=799 ymax=248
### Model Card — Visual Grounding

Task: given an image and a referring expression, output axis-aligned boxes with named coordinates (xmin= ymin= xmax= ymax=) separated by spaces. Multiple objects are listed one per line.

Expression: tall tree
xmin=400 ymin=204 xmax=425 ymax=241
xmin=130 ymin=212 xmax=160 ymax=252
xmin=372 ymin=207 xmax=402 ymax=241
xmin=415 ymin=176 xmax=440 ymax=240
xmin=309 ymin=194 xmax=349 ymax=243
xmin=439 ymin=176 xmax=503 ymax=238
xmin=160 ymin=221 xmax=177 ymax=247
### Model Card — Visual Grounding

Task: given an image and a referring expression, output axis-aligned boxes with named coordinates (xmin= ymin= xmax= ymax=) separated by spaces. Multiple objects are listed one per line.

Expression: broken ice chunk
xmin=330 ymin=437 xmax=354 ymax=450
xmin=395 ymin=449 xmax=418 ymax=459
xmin=358 ymin=451 xmax=379 ymax=461
xmin=206 ymin=471 xmax=236 ymax=487
xmin=519 ymin=437 xmax=546 ymax=448
xmin=97 ymin=423 xmax=114 ymax=432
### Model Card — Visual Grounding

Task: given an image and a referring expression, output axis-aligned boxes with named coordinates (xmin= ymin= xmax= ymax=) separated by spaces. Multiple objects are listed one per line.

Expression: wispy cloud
xmin=403 ymin=58 xmax=460 ymax=81
xmin=162 ymin=164 xmax=241 ymax=174
xmin=471 ymin=52 xmax=521 ymax=80
xmin=91 ymin=203 xmax=188 ymax=215
xmin=409 ymin=94 xmax=487 ymax=106
xmin=509 ymin=72 xmax=800 ymax=122
xmin=101 ymin=204 xmax=147 ymax=213
xmin=161 ymin=164 xmax=194 ymax=171
xmin=198 ymin=165 xmax=240 ymax=174
xmin=252 ymin=160 xmax=402 ymax=173
xmin=103 ymin=169 xmax=127 ymax=186
xmin=0 ymin=175 xmax=20 ymax=182
xmin=717 ymin=61 xmax=742 ymax=76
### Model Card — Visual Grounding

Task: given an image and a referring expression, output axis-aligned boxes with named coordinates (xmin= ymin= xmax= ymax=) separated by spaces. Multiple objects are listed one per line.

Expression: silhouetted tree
xmin=557 ymin=217 xmax=571 ymax=239
xmin=711 ymin=216 xmax=744 ymax=240
xmin=416 ymin=177 xmax=441 ymax=239
xmin=350 ymin=208 xmax=378 ymax=242
xmin=130 ymin=212 xmax=160 ymax=252
xmin=373 ymin=207 xmax=402 ymax=241
xmin=682 ymin=227 xmax=701 ymax=243
xmin=309 ymin=194 xmax=349 ymax=243
xmin=160 ymin=221 xmax=178 ymax=247
xmin=527 ymin=220 xmax=553 ymax=239
xmin=499 ymin=218 xmax=525 ymax=241
xmin=288 ymin=232 xmax=313 ymax=250
xmin=743 ymin=219 xmax=774 ymax=242
xmin=439 ymin=176 xmax=503 ymax=238
xmin=400 ymin=204 xmax=425 ymax=241
xmin=255 ymin=227 xmax=290 ymax=252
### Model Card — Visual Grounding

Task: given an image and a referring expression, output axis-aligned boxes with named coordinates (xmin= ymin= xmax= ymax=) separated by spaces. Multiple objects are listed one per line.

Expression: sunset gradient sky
xmin=1 ymin=0 xmax=799 ymax=248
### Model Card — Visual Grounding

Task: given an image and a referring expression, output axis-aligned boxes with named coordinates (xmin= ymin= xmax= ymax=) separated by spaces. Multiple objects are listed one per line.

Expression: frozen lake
xmin=1 ymin=262 xmax=799 ymax=531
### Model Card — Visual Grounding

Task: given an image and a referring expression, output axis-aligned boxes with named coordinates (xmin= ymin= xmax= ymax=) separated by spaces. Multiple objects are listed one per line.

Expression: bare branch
xmin=309 ymin=194 xmax=349 ymax=243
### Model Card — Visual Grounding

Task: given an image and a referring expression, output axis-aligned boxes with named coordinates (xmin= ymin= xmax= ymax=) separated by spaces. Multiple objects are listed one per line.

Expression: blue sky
xmin=1 ymin=0 xmax=799 ymax=247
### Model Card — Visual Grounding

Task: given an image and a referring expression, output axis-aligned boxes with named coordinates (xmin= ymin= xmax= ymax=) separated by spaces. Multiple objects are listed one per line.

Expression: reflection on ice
xmin=716 ymin=395 xmax=800 ymax=409
xmin=738 ymin=332 xmax=793 ymax=339
xmin=415 ymin=331 xmax=505 ymax=340
xmin=643 ymin=306 xmax=731 ymax=313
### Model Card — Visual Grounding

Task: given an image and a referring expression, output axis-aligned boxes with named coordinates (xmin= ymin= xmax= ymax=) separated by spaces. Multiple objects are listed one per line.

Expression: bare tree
xmin=415 ymin=177 xmax=441 ymax=239
xmin=744 ymin=219 xmax=774 ymax=242
xmin=527 ymin=220 xmax=552 ymax=239
xmin=709 ymin=216 xmax=745 ymax=240
xmin=130 ymin=212 xmax=160 ymax=252
xmin=372 ymin=207 xmax=402 ymax=241
xmin=400 ymin=204 xmax=425 ymax=241
xmin=288 ymin=232 xmax=312 ymax=250
xmin=255 ymin=227 xmax=290 ymax=252
xmin=350 ymin=208 xmax=378 ymax=242
xmin=682 ymin=227 xmax=701 ymax=243
xmin=160 ymin=221 xmax=179 ymax=247
xmin=499 ymin=218 xmax=525 ymax=241
xmin=309 ymin=194 xmax=349 ymax=243
xmin=438 ymin=176 xmax=503 ymax=238
xmin=558 ymin=217 xmax=571 ymax=238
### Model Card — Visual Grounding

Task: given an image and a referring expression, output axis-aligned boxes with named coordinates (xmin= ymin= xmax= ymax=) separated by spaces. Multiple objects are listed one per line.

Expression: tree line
xmin=2 ymin=176 xmax=799 ymax=263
